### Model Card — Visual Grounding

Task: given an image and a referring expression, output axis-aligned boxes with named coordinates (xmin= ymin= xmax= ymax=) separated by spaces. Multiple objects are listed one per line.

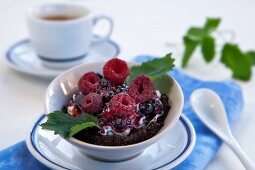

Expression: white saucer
xmin=6 ymin=37 xmax=120 ymax=78
xmin=26 ymin=114 xmax=196 ymax=170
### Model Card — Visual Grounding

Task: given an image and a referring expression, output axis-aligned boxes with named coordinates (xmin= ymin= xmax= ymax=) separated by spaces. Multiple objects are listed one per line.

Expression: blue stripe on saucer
xmin=38 ymin=54 xmax=87 ymax=63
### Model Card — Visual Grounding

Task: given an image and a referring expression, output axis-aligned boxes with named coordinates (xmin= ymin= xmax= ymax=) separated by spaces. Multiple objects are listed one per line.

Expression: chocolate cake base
xmin=74 ymin=113 xmax=167 ymax=146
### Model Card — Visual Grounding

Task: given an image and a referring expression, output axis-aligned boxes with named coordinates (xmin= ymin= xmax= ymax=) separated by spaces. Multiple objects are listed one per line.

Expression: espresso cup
xmin=26 ymin=3 xmax=113 ymax=69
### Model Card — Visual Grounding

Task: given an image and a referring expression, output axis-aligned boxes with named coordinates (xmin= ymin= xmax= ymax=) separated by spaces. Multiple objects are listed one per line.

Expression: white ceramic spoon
xmin=190 ymin=88 xmax=255 ymax=170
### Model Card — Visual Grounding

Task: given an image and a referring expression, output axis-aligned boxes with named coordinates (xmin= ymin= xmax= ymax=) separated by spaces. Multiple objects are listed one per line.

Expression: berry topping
xmin=72 ymin=91 xmax=85 ymax=105
xmin=81 ymin=93 xmax=103 ymax=114
xmin=78 ymin=72 xmax=102 ymax=94
xmin=115 ymin=84 xmax=128 ymax=94
xmin=66 ymin=103 xmax=81 ymax=117
xmin=127 ymin=75 xmax=156 ymax=103
xmin=160 ymin=94 xmax=171 ymax=113
xmin=108 ymin=93 xmax=137 ymax=119
xmin=103 ymin=58 xmax=129 ymax=85
xmin=154 ymin=99 xmax=164 ymax=115
xmin=102 ymin=90 xmax=115 ymax=103
xmin=61 ymin=59 xmax=172 ymax=139
xmin=101 ymin=78 xmax=111 ymax=88
xmin=139 ymin=99 xmax=163 ymax=116
xmin=139 ymin=101 xmax=154 ymax=115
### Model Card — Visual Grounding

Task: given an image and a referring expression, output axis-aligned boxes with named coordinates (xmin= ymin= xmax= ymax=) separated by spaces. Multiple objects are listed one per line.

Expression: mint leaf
xmin=181 ymin=36 xmax=199 ymax=68
xmin=181 ymin=18 xmax=220 ymax=67
xmin=204 ymin=18 xmax=221 ymax=33
xmin=41 ymin=111 xmax=99 ymax=138
xmin=221 ymin=43 xmax=252 ymax=81
xmin=127 ymin=53 xmax=175 ymax=84
xmin=201 ymin=35 xmax=215 ymax=62
xmin=70 ymin=122 xmax=99 ymax=137
xmin=246 ymin=51 xmax=255 ymax=65
xmin=180 ymin=17 xmax=255 ymax=81
xmin=187 ymin=27 xmax=205 ymax=41
xmin=153 ymin=75 xmax=173 ymax=94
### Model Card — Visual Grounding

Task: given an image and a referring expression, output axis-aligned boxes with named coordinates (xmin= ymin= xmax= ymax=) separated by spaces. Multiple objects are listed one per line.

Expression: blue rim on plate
xmin=5 ymin=37 xmax=120 ymax=78
xmin=28 ymin=114 xmax=194 ymax=170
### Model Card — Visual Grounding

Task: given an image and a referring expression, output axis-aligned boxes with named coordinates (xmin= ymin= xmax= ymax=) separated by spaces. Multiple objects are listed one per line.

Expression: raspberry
xmin=127 ymin=75 xmax=156 ymax=103
xmin=103 ymin=58 xmax=129 ymax=85
xmin=101 ymin=109 xmax=112 ymax=120
xmin=108 ymin=93 xmax=137 ymax=118
xmin=78 ymin=72 xmax=102 ymax=94
xmin=81 ymin=93 xmax=103 ymax=114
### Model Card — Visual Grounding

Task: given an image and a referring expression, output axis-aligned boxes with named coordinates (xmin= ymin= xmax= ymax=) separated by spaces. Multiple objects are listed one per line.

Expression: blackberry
xmin=101 ymin=78 xmax=111 ymax=88
xmin=154 ymin=99 xmax=163 ymax=115
xmin=102 ymin=90 xmax=115 ymax=103
xmin=97 ymin=73 xmax=104 ymax=79
xmin=72 ymin=91 xmax=84 ymax=105
xmin=139 ymin=102 xmax=154 ymax=115
xmin=115 ymin=84 xmax=128 ymax=94
xmin=139 ymin=98 xmax=163 ymax=117
xmin=160 ymin=94 xmax=170 ymax=113
xmin=113 ymin=118 xmax=126 ymax=129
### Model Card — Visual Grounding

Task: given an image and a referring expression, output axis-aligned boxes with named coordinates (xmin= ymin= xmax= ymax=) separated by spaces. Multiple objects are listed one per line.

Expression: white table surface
xmin=0 ymin=0 xmax=255 ymax=169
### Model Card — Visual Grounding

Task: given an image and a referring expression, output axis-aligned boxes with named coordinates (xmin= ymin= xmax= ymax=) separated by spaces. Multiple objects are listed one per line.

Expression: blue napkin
xmin=0 ymin=55 xmax=243 ymax=170
xmin=0 ymin=141 xmax=49 ymax=170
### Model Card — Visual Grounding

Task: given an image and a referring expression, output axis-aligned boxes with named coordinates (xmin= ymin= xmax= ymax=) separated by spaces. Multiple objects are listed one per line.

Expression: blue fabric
xmin=0 ymin=55 xmax=243 ymax=170
xmin=0 ymin=141 xmax=49 ymax=170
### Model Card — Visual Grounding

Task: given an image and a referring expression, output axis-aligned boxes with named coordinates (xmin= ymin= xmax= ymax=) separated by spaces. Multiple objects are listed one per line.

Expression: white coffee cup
xmin=26 ymin=3 xmax=113 ymax=69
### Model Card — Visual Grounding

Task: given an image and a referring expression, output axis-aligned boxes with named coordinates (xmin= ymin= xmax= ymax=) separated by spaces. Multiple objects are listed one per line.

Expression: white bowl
xmin=44 ymin=62 xmax=184 ymax=161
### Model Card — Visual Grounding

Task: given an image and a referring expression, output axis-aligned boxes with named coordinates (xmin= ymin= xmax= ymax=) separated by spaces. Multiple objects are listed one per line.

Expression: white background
xmin=0 ymin=0 xmax=255 ymax=169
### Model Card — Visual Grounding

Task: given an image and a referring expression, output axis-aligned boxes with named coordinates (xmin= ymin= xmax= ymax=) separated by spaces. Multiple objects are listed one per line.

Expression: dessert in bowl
xmin=43 ymin=56 xmax=184 ymax=161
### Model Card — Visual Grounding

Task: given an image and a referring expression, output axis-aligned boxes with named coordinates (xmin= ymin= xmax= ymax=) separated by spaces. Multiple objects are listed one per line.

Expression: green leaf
xmin=41 ymin=111 xmax=99 ymax=138
xmin=70 ymin=122 xmax=99 ymax=137
xmin=201 ymin=35 xmax=215 ymax=62
xmin=246 ymin=51 xmax=255 ymax=65
xmin=127 ymin=53 xmax=175 ymax=84
xmin=187 ymin=27 xmax=205 ymax=41
xmin=153 ymin=75 xmax=173 ymax=94
xmin=181 ymin=18 xmax=221 ymax=68
xmin=221 ymin=43 xmax=252 ymax=81
xmin=181 ymin=36 xmax=199 ymax=68
xmin=204 ymin=18 xmax=221 ymax=33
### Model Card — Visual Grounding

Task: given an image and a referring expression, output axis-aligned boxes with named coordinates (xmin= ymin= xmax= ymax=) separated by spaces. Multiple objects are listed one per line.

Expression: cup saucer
xmin=26 ymin=114 xmax=196 ymax=170
xmin=5 ymin=36 xmax=120 ymax=78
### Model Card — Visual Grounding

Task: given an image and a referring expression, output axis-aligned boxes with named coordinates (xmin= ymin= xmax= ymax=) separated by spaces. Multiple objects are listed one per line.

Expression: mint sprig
xmin=127 ymin=53 xmax=175 ymax=84
xmin=41 ymin=111 xmax=99 ymax=138
xmin=246 ymin=51 xmax=255 ymax=65
xmin=182 ymin=18 xmax=221 ymax=67
xmin=180 ymin=18 xmax=255 ymax=81
xmin=221 ymin=43 xmax=253 ymax=81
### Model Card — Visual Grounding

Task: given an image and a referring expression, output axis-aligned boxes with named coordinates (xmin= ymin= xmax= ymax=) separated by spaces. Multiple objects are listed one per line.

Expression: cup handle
xmin=92 ymin=15 xmax=113 ymax=42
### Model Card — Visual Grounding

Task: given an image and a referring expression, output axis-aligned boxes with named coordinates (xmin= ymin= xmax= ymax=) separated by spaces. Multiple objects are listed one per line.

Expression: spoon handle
xmin=227 ymin=137 xmax=255 ymax=170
